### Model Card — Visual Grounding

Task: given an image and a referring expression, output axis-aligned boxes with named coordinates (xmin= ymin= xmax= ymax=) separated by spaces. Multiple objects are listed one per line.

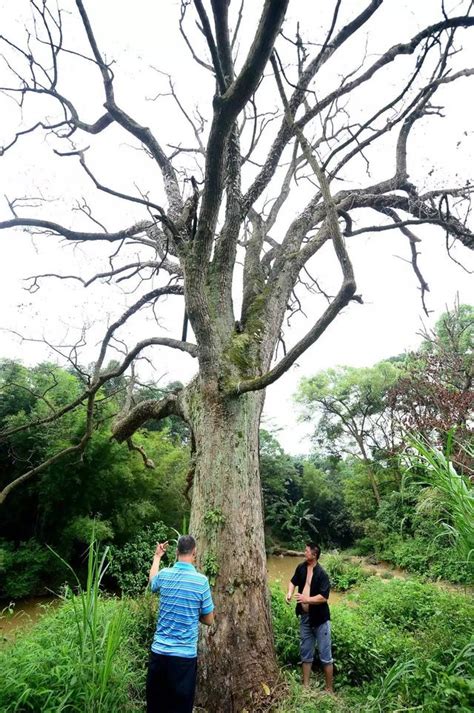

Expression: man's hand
xmin=149 ymin=541 xmax=168 ymax=584
xmin=154 ymin=541 xmax=168 ymax=557
xmin=286 ymin=582 xmax=296 ymax=604
xmin=296 ymin=593 xmax=309 ymax=605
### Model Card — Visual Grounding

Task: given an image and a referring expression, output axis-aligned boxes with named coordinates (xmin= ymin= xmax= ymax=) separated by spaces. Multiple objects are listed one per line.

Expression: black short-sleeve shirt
xmin=291 ymin=561 xmax=331 ymax=627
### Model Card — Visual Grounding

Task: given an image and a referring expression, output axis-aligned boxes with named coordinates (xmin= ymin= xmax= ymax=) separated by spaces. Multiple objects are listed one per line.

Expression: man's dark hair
xmin=306 ymin=542 xmax=321 ymax=559
xmin=177 ymin=534 xmax=196 ymax=555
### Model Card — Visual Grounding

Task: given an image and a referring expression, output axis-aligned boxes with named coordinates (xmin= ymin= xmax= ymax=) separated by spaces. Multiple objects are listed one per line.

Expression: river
xmin=2 ymin=555 xmax=469 ymax=642
xmin=0 ymin=596 xmax=59 ymax=644
xmin=2 ymin=557 xmax=342 ymax=640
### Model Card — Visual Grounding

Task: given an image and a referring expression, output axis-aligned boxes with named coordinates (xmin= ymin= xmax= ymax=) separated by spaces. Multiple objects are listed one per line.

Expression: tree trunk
xmin=363 ymin=459 xmax=381 ymax=506
xmin=188 ymin=387 xmax=278 ymax=712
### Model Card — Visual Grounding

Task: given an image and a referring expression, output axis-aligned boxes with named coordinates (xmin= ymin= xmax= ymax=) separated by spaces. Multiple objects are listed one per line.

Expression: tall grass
xmin=405 ymin=435 xmax=474 ymax=562
xmin=0 ymin=539 xmax=138 ymax=712
xmin=51 ymin=539 xmax=130 ymax=710
xmin=364 ymin=659 xmax=416 ymax=712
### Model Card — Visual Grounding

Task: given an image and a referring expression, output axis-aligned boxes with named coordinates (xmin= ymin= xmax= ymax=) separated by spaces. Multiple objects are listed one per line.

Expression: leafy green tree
xmin=260 ymin=431 xmax=353 ymax=548
xmin=302 ymin=460 xmax=354 ymax=547
xmin=390 ymin=303 xmax=473 ymax=468
xmin=0 ymin=361 xmax=190 ymax=597
xmin=296 ymin=361 xmax=402 ymax=504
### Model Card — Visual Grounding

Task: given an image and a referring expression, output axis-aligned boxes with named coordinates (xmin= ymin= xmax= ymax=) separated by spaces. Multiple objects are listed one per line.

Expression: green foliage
xmin=204 ymin=509 xmax=226 ymax=533
xmin=271 ymin=497 xmax=319 ymax=547
xmin=0 ymin=360 xmax=190 ymax=598
xmin=301 ymin=460 xmax=355 ymax=547
xmin=270 ymin=584 xmax=300 ymax=665
xmin=352 ymin=577 xmax=469 ymax=632
xmin=405 ymin=435 xmax=474 ymax=561
xmin=425 ymin=303 xmax=473 ymax=364
xmin=0 ymin=599 xmax=140 ymax=712
xmin=0 ymin=539 xmax=66 ymax=599
xmin=375 ymin=534 xmax=473 ymax=584
xmin=272 ymin=576 xmax=474 ymax=711
xmin=64 ymin=517 xmax=114 ymax=546
xmin=347 ymin=436 xmax=474 ymax=585
xmin=296 ymin=360 xmax=401 ymax=461
xmin=108 ymin=522 xmax=169 ymax=596
xmin=202 ymin=551 xmax=219 ymax=586
xmin=322 ymin=554 xmax=369 ymax=591
xmin=331 ymin=606 xmax=409 ymax=686
xmin=261 ymin=431 xmax=354 ymax=549
xmin=0 ymin=541 xmax=143 ymax=712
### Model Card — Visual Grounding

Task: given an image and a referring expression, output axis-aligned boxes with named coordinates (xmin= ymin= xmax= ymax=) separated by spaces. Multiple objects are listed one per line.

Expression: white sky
xmin=0 ymin=0 xmax=473 ymax=454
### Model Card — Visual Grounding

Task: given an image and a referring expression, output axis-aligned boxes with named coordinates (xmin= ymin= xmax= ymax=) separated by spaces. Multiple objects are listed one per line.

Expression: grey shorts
xmin=299 ymin=614 xmax=333 ymax=665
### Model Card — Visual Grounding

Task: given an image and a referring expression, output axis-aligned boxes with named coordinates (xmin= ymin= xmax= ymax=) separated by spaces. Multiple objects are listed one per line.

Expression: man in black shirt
xmin=286 ymin=542 xmax=333 ymax=691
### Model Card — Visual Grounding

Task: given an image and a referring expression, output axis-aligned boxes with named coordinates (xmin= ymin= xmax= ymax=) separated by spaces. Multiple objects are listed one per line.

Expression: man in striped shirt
xmin=147 ymin=534 xmax=215 ymax=713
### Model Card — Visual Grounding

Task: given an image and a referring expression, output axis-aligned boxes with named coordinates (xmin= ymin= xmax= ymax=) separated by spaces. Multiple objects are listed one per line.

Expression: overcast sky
xmin=0 ymin=0 xmax=473 ymax=454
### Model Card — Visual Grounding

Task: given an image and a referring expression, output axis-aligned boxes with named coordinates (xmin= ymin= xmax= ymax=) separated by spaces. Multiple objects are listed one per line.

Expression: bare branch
xmin=74 ymin=0 xmax=184 ymax=219
xmin=0 ymin=217 xmax=149 ymax=243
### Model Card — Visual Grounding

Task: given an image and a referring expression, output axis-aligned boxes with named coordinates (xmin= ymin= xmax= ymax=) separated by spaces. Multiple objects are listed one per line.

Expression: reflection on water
xmin=266 ymin=555 xmax=346 ymax=605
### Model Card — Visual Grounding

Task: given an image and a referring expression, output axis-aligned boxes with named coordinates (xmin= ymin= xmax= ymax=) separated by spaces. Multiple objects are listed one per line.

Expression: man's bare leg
xmin=302 ymin=662 xmax=312 ymax=686
xmin=323 ymin=663 xmax=334 ymax=693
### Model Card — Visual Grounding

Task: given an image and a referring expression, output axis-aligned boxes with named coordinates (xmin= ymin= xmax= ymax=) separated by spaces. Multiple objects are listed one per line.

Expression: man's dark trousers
xmin=146 ymin=651 xmax=198 ymax=713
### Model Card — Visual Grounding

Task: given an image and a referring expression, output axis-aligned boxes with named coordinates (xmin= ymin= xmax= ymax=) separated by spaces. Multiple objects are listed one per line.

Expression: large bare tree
xmin=1 ymin=1 xmax=474 ymax=709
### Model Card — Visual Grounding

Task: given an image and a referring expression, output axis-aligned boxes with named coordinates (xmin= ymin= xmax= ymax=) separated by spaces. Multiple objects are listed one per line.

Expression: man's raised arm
xmin=149 ymin=541 xmax=168 ymax=583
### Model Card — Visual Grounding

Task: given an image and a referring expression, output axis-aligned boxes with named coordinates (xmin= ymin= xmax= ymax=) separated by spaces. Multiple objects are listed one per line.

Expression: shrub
xmin=0 ymin=539 xmax=66 ymax=599
xmin=352 ymin=578 xmax=440 ymax=631
xmin=376 ymin=535 xmax=473 ymax=585
xmin=352 ymin=537 xmax=377 ymax=557
xmin=272 ymin=575 xmax=474 ymax=710
xmin=330 ymin=605 xmax=410 ymax=686
xmin=108 ymin=522 xmax=170 ymax=596
xmin=354 ymin=577 xmax=473 ymax=639
xmin=323 ymin=553 xmax=369 ymax=591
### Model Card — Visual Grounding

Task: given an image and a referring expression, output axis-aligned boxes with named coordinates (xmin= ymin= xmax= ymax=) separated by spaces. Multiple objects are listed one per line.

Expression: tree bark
xmin=187 ymin=387 xmax=277 ymax=712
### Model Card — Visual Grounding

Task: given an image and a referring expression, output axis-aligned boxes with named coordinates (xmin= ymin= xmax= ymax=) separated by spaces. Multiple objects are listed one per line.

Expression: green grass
xmin=0 ymin=540 xmax=149 ymax=712
xmin=272 ymin=576 xmax=474 ymax=712
xmin=323 ymin=553 xmax=370 ymax=591
xmin=3 ymin=561 xmax=472 ymax=712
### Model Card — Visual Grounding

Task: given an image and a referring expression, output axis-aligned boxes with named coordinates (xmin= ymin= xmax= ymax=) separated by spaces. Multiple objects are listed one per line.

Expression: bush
xmin=352 ymin=578 xmax=440 ymax=631
xmin=0 ymin=539 xmax=66 ymax=599
xmin=333 ymin=578 xmax=474 ymax=699
xmin=377 ymin=535 xmax=473 ymax=585
xmin=352 ymin=537 xmax=377 ymax=557
xmin=331 ymin=606 xmax=410 ymax=686
xmin=108 ymin=522 xmax=170 ymax=596
xmin=271 ymin=575 xmax=474 ymax=710
xmin=323 ymin=553 xmax=369 ymax=591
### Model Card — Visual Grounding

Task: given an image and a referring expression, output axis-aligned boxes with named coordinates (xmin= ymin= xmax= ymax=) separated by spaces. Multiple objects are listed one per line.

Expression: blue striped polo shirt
xmin=150 ymin=561 xmax=214 ymax=658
